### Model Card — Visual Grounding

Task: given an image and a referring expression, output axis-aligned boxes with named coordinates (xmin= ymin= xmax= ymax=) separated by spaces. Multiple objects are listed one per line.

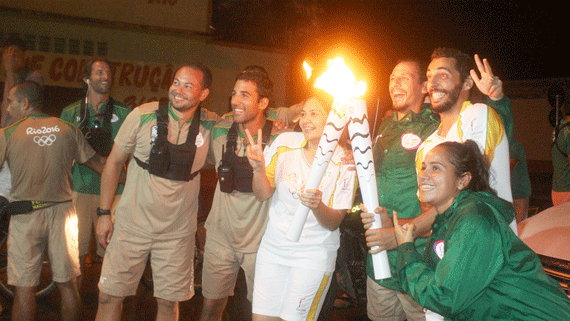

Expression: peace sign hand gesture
xmin=245 ymin=128 xmax=265 ymax=173
xmin=470 ymin=54 xmax=504 ymax=101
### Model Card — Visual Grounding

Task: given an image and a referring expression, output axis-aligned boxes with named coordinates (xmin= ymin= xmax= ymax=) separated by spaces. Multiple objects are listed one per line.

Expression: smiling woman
xmin=393 ymin=140 xmax=570 ymax=320
xmin=245 ymin=95 xmax=357 ymax=321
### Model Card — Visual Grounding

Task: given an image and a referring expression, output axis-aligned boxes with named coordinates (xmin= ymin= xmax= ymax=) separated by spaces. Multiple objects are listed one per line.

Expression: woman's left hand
xmin=393 ymin=211 xmax=415 ymax=245
xmin=300 ymin=188 xmax=322 ymax=210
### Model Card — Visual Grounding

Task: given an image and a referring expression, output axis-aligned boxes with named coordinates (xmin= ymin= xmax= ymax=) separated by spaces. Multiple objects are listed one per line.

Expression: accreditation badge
xmin=433 ymin=240 xmax=445 ymax=259
xmin=401 ymin=132 xmax=422 ymax=150
xmin=150 ymin=125 xmax=158 ymax=143
xmin=195 ymin=132 xmax=204 ymax=147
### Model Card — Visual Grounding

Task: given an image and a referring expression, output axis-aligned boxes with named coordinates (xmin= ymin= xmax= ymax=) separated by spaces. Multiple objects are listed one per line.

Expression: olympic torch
xmin=346 ymin=99 xmax=391 ymax=279
xmin=286 ymin=57 xmax=354 ymax=242
xmin=285 ymin=57 xmax=389 ymax=279
xmin=286 ymin=98 xmax=348 ymax=241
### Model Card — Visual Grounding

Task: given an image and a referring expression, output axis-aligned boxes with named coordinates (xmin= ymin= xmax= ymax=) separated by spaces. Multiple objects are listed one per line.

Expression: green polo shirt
xmin=366 ymin=106 xmax=439 ymax=290
xmin=60 ymin=98 xmax=131 ymax=195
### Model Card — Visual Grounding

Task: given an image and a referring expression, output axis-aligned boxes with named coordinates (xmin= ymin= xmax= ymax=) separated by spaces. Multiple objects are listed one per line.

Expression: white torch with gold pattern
xmin=285 ymin=99 xmax=347 ymax=242
xmin=286 ymin=58 xmax=390 ymax=279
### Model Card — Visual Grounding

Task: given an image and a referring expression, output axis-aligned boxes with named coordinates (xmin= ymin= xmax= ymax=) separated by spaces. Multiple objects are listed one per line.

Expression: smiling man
xmin=200 ymin=66 xmax=287 ymax=321
xmin=60 ymin=58 xmax=130 ymax=287
xmin=94 ymin=63 xmax=220 ymax=321
xmin=365 ymin=59 xmax=439 ymax=321
xmin=416 ymin=48 xmax=512 ymax=208
xmin=363 ymin=51 xmax=517 ymax=321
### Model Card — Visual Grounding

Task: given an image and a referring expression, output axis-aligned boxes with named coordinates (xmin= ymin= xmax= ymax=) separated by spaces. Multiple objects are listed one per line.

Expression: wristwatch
xmin=96 ymin=207 xmax=111 ymax=216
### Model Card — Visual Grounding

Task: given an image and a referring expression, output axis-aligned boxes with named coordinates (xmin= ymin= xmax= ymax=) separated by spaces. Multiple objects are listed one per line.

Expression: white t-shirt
xmin=416 ymin=102 xmax=512 ymax=203
xmin=256 ymin=132 xmax=356 ymax=272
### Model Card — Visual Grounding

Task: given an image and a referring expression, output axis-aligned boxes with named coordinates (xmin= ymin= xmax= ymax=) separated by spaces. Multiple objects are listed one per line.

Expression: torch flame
xmin=303 ymin=61 xmax=312 ymax=80
xmin=313 ymin=57 xmax=367 ymax=104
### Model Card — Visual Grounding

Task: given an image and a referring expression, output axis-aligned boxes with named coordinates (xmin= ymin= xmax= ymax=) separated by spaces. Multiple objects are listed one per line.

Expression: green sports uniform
xmin=396 ymin=190 xmax=570 ymax=320
xmin=366 ymin=106 xmax=439 ymax=291
xmin=60 ymin=99 xmax=131 ymax=195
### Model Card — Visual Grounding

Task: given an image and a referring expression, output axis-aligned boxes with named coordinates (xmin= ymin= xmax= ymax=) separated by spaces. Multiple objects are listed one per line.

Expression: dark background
xmin=212 ymin=0 xmax=568 ymax=105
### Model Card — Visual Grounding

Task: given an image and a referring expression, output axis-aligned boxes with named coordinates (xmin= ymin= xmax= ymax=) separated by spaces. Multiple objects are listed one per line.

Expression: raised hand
xmin=2 ymin=47 xmax=16 ymax=73
xmin=470 ymin=54 xmax=504 ymax=101
xmin=245 ymin=128 xmax=265 ymax=172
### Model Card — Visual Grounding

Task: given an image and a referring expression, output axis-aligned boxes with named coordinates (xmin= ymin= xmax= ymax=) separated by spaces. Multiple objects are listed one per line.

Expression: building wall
xmin=1 ymin=9 xmax=290 ymax=115
xmin=511 ymin=98 xmax=554 ymax=162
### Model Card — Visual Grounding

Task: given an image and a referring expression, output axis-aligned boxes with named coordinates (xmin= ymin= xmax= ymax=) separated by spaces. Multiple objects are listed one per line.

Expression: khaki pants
xmin=366 ymin=276 xmax=425 ymax=321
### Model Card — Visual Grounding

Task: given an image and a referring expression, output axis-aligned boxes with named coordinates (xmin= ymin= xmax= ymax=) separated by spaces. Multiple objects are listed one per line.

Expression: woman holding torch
xmin=388 ymin=140 xmax=570 ymax=320
xmin=245 ymin=94 xmax=356 ymax=321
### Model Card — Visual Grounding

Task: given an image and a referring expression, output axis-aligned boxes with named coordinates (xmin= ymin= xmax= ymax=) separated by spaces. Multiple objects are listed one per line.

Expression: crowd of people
xmin=1 ymin=34 xmax=570 ymax=321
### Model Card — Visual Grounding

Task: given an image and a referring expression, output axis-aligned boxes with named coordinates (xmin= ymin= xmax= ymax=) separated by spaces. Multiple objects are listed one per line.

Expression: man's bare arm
xmin=96 ymin=145 xmax=130 ymax=249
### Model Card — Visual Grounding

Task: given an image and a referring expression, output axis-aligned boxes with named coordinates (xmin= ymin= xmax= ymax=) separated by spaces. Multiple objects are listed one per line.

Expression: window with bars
xmin=83 ymin=40 xmax=94 ymax=56
xmin=69 ymin=39 xmax=80 ymax=55
xmin=39 ymin=36 xmax=51 ymax=52
xmin=97 ymin=42 xmax=108 ymax=56
xmin=24 ymin=34 xmax=36 ymax=51
xmin=54 ymin=37 xmax=66 ymax=53
xmin=0 ymin=32 xmax=108 ymax=57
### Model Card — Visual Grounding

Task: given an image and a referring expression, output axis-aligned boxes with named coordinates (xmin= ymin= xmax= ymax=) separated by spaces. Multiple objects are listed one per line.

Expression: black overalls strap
xmin=221 ymin=120 xmax=273 ymax=192
xmin=79 ymin=97 xmax=115 ymax=156
xmin=225 ymin=120 xmax=273 ymax=153
xmin=134 ymin=101 xmax=202 ymax=181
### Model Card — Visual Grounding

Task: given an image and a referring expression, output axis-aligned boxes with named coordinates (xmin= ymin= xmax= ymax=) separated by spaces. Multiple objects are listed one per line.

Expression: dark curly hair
xmin=82 ymin=57 xmax=112 ymax=90
xmin=235 ymin=65 xmax=274 ymax=108
xmin=431 ymin=48 xmax=473 ymax=85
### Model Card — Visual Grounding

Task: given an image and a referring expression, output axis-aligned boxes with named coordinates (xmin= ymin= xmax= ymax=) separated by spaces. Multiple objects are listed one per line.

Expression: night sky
xmin=213 ymin=1 xmax=568 ymax=103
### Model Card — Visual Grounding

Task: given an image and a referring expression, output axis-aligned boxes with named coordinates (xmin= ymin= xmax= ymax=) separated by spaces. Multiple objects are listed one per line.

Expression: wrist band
xmin=96 ymin=207 xmax=111 ymax=216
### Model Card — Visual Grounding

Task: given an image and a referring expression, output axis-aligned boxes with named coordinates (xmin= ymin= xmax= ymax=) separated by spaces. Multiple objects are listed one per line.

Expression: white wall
xmin=1 ymin=11 xmax=290 ymax=115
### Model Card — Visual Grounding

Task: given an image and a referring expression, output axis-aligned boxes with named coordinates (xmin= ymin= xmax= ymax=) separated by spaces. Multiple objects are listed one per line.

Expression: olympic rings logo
xmin=33 ymin=135 xmax=57 ymax=146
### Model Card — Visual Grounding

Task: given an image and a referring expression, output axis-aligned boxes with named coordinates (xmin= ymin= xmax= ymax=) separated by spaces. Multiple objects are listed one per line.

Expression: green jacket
xmin=397 ymin=190 xmax=570 ymax=320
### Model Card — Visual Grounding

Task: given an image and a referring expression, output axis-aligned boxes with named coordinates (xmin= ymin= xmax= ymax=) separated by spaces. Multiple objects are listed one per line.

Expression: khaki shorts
xmin=366 ymin=276 xmax=425 ymax=321
xmin=201 ymin=238 xmax=257 ymax=301
xmin=8 ymin=202 xmax=80 ymax=287
xmin=73 ymin=192 xmax=121 ymax=257
xmin=98 ymin=227 xmax=195 ymax=302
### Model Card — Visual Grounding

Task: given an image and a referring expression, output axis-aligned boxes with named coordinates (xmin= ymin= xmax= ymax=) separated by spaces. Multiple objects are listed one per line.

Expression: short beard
xmin=431 ymin=83 xmax=462 ymax=114
xmin=391 ymin=99 xmax=410 ymax=113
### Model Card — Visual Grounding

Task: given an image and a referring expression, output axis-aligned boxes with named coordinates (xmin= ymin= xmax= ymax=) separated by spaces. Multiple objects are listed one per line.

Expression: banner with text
xmin=14 ymin=51 xmax=172 ymax=108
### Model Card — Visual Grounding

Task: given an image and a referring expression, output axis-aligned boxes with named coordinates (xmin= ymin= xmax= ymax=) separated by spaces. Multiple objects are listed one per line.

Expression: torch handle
xmin=347 ymin=99 xmax=391 ymax=280
xmin=286 ymin=103 xmax=347 ymax=242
